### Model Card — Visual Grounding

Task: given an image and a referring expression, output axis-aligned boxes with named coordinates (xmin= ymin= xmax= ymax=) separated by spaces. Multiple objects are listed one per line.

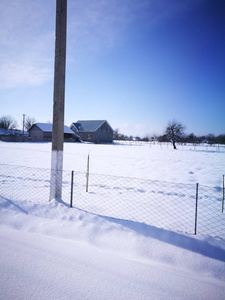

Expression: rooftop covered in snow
xmin=29 ymin=123 xmax=75 ymax=135
xmin=71 ymin=120 xmax=113 ymax=132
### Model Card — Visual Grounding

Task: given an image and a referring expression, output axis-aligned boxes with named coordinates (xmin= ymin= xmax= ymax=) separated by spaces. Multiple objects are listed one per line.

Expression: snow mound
xmin=1 ymin=197 xmax=225 ymax=282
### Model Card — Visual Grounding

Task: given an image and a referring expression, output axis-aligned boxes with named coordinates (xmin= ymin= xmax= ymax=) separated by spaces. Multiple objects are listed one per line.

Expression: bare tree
xmin=165 ymin=120 xmax=185 ymax=149
xmin=206 ymin=134 xmax=216 ymax=145
xmin=113 ymin=128 xmax=119 ymax=140
xmin=25 ymin=116 xmax=36 ymax=130
xmin=0 ymin=115 xmax=18 ymax=130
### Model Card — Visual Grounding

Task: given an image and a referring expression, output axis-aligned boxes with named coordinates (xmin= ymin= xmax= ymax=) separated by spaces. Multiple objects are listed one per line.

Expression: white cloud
xmin=0 ymin=0 xmax=204 ymax=88
xmin=0 ymin=63 xmax=52 ymax=88
xmin=0 ymin=0 xmax=55 ymax=88
xmin=66 ymin=0 xmax=204 ymax=63
xmin=118 ymin=123 xmax=151 ymax=138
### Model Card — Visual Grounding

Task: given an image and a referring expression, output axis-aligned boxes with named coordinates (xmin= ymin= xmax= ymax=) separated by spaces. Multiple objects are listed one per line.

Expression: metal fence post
xmin=194 ymin=183 xmax=199 ymax=235
xmin=222 ymin=175 xmax=224 ymax=213
xmin=86 ymin=154 xmax=90 ymax=193
xmin=70 ymin=170 xmax=74 ymax=208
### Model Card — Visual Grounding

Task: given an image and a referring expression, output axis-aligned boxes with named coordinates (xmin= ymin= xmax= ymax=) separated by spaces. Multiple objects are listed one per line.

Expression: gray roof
xmin=0 ymin=128 xmax=28 ymax=136
xmin=0 ymin=128 xmax=9 ymax=135
xmin=30 ymin=123 xmax=75 ymax=134
xmin=72 ymin=120 xmax=112 ymax=132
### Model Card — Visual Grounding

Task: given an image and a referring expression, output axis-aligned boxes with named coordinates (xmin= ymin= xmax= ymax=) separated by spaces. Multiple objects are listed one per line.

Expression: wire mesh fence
xmin=0 ymin=163 xmax=224 ymax=239
xmin=197 ymin=184 xmax=224 ymax=238
xmin=0 ymin=164 xmax=71 ymax=203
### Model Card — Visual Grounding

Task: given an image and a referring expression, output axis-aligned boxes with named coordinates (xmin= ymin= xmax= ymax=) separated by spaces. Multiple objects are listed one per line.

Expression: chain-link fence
xmin=0 ymin=163 xmax=224 ymax=239
xmin=0 ymin=164 xmax=71 ymax=203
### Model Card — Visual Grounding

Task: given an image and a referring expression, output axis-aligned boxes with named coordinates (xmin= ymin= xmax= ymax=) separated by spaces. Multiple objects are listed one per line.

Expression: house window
xmin=101 ymin=126 xmax=103 ymax=130
xmin=88 ymin=134 xmax=92 ymax=139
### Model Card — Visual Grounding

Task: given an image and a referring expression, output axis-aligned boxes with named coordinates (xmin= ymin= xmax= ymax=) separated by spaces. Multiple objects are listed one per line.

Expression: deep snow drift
xmin=0 ymin=141 xmax=225 ymax=299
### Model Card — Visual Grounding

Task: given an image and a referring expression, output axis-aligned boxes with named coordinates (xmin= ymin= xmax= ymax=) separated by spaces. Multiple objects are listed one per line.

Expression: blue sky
xmin=0 ymin=0 xmax=224 ymax=137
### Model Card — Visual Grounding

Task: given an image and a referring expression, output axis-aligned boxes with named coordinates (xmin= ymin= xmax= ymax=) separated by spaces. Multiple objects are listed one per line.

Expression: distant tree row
xmin=157 ymin=121 xmax=225 ymax=149
xmin=114 ymin=121 xmax=225 ymax=149
xmin=159 ymin=132 xmax=225 ymax=146
xmin=0 ymin=115 xmax=36 ymax=131
xmin=113 ymin=129 xmax=154 ymax=142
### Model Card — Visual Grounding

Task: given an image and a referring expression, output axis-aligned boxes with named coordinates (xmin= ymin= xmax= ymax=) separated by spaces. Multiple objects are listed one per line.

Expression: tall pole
xmin=22 ymin=114 xmax=25 ymax=137
xmin=50 ymin=0 xmax=67 ymax=201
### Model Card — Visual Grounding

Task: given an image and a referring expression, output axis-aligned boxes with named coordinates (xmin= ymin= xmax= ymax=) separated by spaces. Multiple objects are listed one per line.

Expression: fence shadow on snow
xmin=0 ymin=163 xmax=224 ymax=239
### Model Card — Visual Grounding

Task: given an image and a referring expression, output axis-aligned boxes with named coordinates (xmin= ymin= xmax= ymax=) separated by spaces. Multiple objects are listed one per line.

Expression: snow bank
xmin=1 ymin=198 xmax=225 ymax=279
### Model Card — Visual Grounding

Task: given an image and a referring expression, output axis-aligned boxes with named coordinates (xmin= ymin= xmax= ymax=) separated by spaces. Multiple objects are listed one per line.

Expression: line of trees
xmin=113 ymin=129 xmax=154 ymax=142
xmin=114 ymin=121 xmax=225 ymax=149
xmin=159 ymin=131 xmax=225 ymax=147
xmin=0 ymin=115 xmax=36 ymax=131
xmin=158 ymin=120 xmax=225 ymax=149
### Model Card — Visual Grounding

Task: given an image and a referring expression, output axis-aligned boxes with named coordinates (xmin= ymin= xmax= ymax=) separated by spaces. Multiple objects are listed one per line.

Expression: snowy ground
xmin=0 ymin=141 xmax=225 ymax=299
xmin=0 ymin=141 xmax=224 ymax=186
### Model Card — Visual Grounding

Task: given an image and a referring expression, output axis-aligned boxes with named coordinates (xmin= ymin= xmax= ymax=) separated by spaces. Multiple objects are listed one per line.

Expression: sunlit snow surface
xmin=0 ymin=141 xmax=225 ymax=299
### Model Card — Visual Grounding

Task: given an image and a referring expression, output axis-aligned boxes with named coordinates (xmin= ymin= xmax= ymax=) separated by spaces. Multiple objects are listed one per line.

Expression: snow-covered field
xmin=0 ymin=141 xmax=225 ymax=299
xmin=1 ymin=141 xmax=224 ymax=185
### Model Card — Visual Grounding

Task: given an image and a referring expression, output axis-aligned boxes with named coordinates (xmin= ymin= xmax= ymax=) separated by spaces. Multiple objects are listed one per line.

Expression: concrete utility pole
xmin=22 ymin=114 xmax=25 ymax=137
xmin=50 ymin=0 xmax=67 ymax=201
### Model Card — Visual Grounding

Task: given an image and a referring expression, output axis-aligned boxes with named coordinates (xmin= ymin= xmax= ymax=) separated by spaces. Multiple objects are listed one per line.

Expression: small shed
xmin=70 ymin=120 xmax=113 ymax=143
xmin=28 ymin=123 xmax=80 ymax=142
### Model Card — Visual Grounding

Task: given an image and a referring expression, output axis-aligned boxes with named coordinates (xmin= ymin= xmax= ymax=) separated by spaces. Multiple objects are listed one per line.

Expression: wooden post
xmin=50 ymin=0 xmax=67 ymax=201
xmin=194 ymin=183 xmax=199 ymax=235
xmin=222 ymin=175 xmax=224 ymax=213
xmin=86 ymin=155 xmax=90 ymax=193
xmin=70 ymin=170 xmax=74 ymax=207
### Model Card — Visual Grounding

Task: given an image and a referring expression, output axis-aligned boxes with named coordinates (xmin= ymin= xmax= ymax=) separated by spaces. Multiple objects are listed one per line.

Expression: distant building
xmin=0 ymin=128 xmax=28 ymax=142
xmin=28 ymin=123 xmax=80 ymax=142
xmin=70 ymin=120 xmax=113 ymax=143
